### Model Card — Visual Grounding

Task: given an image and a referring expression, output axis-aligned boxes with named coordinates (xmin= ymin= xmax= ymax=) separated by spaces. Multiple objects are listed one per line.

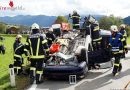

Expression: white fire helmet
xmin=16 ymin=34 xmax=22 ymax=39
xmin=120 ymin=24 xmax=126 ymax=28
xmin=48 ymin=27 xmax=53 ymax=32
xmin=31 ymin=23 xmax=40 ymax=30
xmin=110 ymin=25 xmax=118 ymax=32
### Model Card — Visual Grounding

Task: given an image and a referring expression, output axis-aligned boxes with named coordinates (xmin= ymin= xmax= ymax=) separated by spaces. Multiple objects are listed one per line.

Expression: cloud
xmin=0 ymin=0 xmax=130 ymax=17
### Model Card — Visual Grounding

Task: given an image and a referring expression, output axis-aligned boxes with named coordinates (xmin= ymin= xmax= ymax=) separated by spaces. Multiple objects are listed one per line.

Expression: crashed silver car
xmin=43 ymin=31 xmax=90 ymax=78
xmin=43 ymin=29 xmax=112 ymax=79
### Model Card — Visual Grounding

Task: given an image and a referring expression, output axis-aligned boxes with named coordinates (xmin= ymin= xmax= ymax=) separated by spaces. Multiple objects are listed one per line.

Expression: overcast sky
xmin=0 ymin=0 xmax=130 ymax=18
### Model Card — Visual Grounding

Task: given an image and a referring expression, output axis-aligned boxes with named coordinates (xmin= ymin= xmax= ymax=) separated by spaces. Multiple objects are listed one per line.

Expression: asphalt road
xmin=27 ymin=52 xmax=130 ymax=90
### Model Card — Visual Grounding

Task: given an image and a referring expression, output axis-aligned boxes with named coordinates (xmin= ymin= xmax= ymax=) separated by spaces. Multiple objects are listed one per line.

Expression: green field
xmin=0 ymin=35 xmax=130 ymax=90
xmin=0 ymin=36 xmax=15 ymax=90
xmin=127 ymin=37 xmax=130 ymax=44
xmin=0 ymin=36 xmax=28 ymax=90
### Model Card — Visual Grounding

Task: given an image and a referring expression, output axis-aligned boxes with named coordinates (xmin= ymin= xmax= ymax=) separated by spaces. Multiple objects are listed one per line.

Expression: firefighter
xmin=81 ymin=15 xmax=102 ymax=69
xmin=0 ymin=36 xmax=5 ymax=54
xmin=13 ymin=34 xmax=28 ymax=75
xmin=69 ymin=10 xmax=81 ymax=29
xmin=86 ymin=15 xmax=102 ymax=50
xmin=109 ymin=25 xmax=126 ymax=76
xmin=91 ymin=20 xmax=102 ymax=50
xmin=119 ymin=24 xmax=128 ymax=58
xmin=46 ymin=27 xmax=56 ymax=47
xmin=26 ymin=23 xmax=49 ymax=84
xmin=82 ymin=15 xmax=102 ymax=50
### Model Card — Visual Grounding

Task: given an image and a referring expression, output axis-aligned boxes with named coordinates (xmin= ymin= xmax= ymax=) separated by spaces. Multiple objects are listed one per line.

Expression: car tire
xmin=80 ymin=49 xmax=86 ymax=61
xmin=80 ymin=49 xmax=87 ymax=62
xmin=80 ymin=49 xmax=89 ymax=78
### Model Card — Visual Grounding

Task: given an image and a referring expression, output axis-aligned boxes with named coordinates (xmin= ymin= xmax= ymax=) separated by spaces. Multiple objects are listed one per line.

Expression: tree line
xmin=0 ymin=15 xmax=130 ymax=36
xmin=98 ymin=15 xmax=130 ymax=36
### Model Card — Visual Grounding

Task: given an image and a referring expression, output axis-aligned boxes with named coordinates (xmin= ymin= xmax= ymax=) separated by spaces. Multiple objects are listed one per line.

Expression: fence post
xmin=9 ymin=64 xmax=16 ymax=87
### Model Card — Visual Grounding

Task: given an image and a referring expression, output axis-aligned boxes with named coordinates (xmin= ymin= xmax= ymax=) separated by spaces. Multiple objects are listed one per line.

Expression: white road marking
xmin=27 ymin=84 xmax=37 ymax=90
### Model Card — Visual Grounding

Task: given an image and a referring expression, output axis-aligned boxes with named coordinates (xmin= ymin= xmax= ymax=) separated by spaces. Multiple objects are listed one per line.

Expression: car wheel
xmin=80 ymin=49 xmax=89 ymax=64
xmin=80 ymin=49 xmax=87 ymax=62
xmin=80 ymin=49 xmax=89 ymax=78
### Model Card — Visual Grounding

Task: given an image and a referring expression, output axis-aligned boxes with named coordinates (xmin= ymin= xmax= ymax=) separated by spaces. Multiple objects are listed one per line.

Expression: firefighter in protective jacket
xmin=69 ymin=10 xmax=81 ymax=29
xmin=46 ymin=27 xmax=56 ymax=47
xmin=13 ymin=34 xmax=28 ymax=75
xmin=81 ymin=15 xmax=102 ymax=69
xmin=91 ymin=21 xmax=102 ymax=50
xmin=109 ymin=25 xmax=127 ymax=76
xmin=0 ymin=36 xmax=5 ymax=54
xmin=119 ymin=24 xmax=128 ymax=58
xmin=26 ymin=23 xmax=49 ymax=84
xmin=85 ymin=15 xmax=102 ymax=50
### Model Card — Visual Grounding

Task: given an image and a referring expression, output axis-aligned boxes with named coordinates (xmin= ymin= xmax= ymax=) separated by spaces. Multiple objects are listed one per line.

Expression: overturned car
xmin=43 ymin=29 xmax=112 ymax=79
xmin=44 ymin=32 xmax=90 ymax=79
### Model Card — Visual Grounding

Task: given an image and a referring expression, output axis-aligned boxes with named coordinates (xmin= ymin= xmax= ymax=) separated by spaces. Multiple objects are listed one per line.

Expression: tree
xmin=54 ymin=16 xmax=68 ymax=24
xmin=99 ymin=15 xmax=123 ymax=30
xmin=98 ymin=16 xmax=110 ymax=29
xmin=99 ymin=15 xmax=130 ymax=36
xmin=125 ymin=25 xmax=130 ymax=37
xmin=0 ymin=22 xmax=6 ymax=34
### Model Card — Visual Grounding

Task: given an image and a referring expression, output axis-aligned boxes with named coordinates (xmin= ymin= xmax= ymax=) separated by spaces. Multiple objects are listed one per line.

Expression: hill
xmin=124 ymin=16 xmax=130 ymax=25
xmin=0 ymin=15 xmax=103 ymax=27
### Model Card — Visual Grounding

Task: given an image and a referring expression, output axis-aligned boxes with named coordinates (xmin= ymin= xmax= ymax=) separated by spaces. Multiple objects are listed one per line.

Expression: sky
xmin=0 ymin=0 xmax=130 ymax=18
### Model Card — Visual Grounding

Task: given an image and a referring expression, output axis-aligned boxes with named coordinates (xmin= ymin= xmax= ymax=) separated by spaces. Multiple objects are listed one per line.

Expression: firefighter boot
xmin=30 ymin=68 xmax=36 ymax=84
xmin=30 ymin=76 xmax=35 ymax=84
xmin=36 ymin=71 xmax=43 ymax=84
xmin=17 ymin=67 xmax=23 ymax=75
xmin=112 ymin=66 xmax=119 ymax=76
xmin=118 ymin=63 xmax=122 ymax=72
